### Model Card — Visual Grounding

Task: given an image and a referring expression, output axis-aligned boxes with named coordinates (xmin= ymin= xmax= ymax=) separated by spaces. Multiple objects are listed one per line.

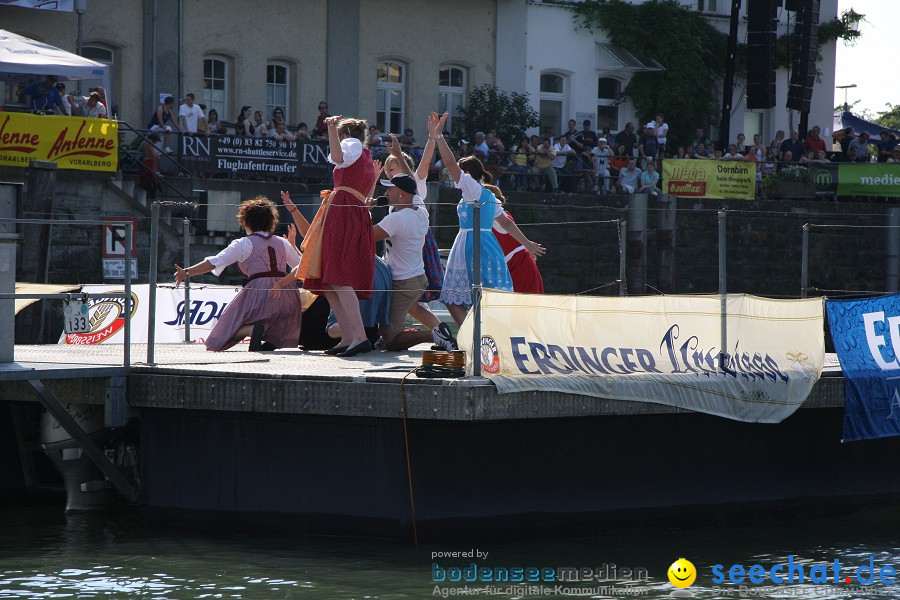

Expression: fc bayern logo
xmin=480 ymin=336 xmax=500 ymax=374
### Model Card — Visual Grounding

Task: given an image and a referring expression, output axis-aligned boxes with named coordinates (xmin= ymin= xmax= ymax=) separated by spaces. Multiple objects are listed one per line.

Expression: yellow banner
xmin=0 ymin=112 xmax=118 ymax=172
xmin=662 ymin=158 xmax=754 ymax=199
xmin=459 ymin=291 xmax=824 ymax=423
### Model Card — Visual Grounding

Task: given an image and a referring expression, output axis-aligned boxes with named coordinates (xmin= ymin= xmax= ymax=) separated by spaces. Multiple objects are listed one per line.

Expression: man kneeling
xmin=374 ymin=174 xmax=447 ymax=350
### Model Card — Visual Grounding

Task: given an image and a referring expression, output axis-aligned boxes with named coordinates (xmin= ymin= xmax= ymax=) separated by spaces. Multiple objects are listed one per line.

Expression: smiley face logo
xmin=667 ymin=558 xmax=696 ymax=588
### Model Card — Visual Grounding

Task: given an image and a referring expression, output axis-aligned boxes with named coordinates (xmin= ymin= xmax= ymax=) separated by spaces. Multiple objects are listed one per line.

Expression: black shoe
xmin=432 ymin=322 xmax=458 ymax=351
xmin=259 ymin=342 xmax=277 ymax=351
xmin=249 ymin=323 xmax=265 ymax=351
xmin=337 ymin=340 xmax=372 ymax=357
xmin=324 ymin=345 xmax=348 ymax=355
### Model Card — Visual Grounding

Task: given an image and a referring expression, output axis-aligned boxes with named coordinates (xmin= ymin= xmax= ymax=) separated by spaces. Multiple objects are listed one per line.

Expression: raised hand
xmin=427 ymin=112 xmax=443 ymax=138
xmin=387 ymin=134 xmax=403 ymax=158
xmin=283 ymin=224 xmax=297 ymax=249
xmin=324 ymin=115 xmax=343 ymax=127
xmin=280 ymin=190 xmax=295 ymax=210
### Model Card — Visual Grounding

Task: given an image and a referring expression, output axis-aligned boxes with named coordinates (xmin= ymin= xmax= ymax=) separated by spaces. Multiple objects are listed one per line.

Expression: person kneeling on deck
xmin=173 ymin=197 xmax=302 ymax=351
xmin=373 ymin=174 xmax=440 ymax=351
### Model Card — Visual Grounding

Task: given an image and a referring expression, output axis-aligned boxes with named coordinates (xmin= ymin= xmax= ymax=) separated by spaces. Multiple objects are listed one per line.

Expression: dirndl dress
xmin=303 ymin=139 xmax=375 ymax=300
xmin=493 ymin=210 xmax=544 ymax=294
xmin=204 ymin=232 xmax=302 ymax=350
xmin=440 ymin=174 xmax=513 ymax=306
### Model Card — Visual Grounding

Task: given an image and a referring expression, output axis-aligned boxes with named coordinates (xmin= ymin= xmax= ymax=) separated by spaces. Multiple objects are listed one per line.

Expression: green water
xmin=1 ymin=502 xmax=900 ymax=599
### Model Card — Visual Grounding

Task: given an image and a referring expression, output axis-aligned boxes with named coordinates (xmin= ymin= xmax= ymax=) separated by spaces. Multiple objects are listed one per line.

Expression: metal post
xmin=74 ymin=0 xmax=86 ymax=56
xmin=887 ymin=209 xmax=900 ymax=293
xmin=147 ymin=202 xmax=159 ymax=364
xmin=183 ymin=217 xmax=191 ymax=342
xmin=123 ymin=221 xmax=132 ymax=369
xmin=472 ymin=202 xmax=482 ymax=378
xmin=618 ymin=219 xmax=627 ymax=296
xmin=801 ymin=223 xmax=809 ymax=298
xmin=719 ymin=210 xmax=727 ymax=370
xmin=0 ymin=184 xmax=19 ymax=363
xmin=626 ymin=194 xmax=647 ymax=294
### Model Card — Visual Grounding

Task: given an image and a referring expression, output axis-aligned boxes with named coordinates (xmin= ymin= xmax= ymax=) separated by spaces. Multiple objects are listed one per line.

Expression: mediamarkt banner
xmin=179 ymin=135 xmax=331 ymax=178
xmin=0 ymin=112 xmax=118 ymax=171
xmin=826 ymin=294 xmax=900 ymax=442
xmin=459 ymin=291 xmax=824 ymax=423
xmin=60 ymin=284 xmax=240 ymax=345
xmin=662 ymin=158 xmax=755 ymax=199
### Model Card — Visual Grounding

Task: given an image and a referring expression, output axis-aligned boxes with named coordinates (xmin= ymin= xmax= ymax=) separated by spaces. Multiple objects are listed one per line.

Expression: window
xmin=698 ymin=0 xmax=718 ymax=13
xmin=438 ymin=65 xmax=467 ymax=137
xmin=203 ymin=57 xmax=228 ymax=118
xmin=376 ymin=61 xmax=405 ymax=134
xmin=266 ymin=63 xmax=289 ymax=123
xmin=597 ymin=77 xmax=621 ymax=131
xmin=743 ymin=111 xmax=764 ymax=145
xmin=539 ymin=73 xmax=566 ymax=137
xmin=73 ymin=44 xmax=113 ymax=99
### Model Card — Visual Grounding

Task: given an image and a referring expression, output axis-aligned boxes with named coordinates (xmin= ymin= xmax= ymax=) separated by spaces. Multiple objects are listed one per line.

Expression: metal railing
xmin=0 ymin=218 xmax=134 ymax=369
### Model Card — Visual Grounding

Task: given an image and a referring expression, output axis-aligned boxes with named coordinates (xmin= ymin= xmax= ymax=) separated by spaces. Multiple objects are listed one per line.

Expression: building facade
xmin=1 ymin=0 xmax=838 ymax=147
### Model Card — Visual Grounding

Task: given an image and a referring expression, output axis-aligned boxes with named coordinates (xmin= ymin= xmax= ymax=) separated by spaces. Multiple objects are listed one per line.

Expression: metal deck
xmin=5 ymin=344 xmax=846 ymax=421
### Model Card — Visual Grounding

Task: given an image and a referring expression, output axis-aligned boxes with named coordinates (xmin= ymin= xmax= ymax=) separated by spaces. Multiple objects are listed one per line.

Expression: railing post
xmin=618 ymin=219 xmax=627 ymax=296
xmin=472 ymin=202 xmax=482 ymax=378
xmin=147 ymin=202 xmax=159 ymax=364
xmin=887 ymin=209 xmax=900 ymax=294
xmin=183 ymin=217 xmax=191 ymax=342
xmin=123 ymin=221 xmax=132 ymax=369
xmin=801 ymin=223 xmax=809 ymax=299
xmin=719 ymin=209 xmax=727 ymax=370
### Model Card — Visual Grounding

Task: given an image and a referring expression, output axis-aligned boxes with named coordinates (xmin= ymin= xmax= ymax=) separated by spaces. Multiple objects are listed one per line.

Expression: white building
xmin=496 ymin=0 xmax=838 ymax=146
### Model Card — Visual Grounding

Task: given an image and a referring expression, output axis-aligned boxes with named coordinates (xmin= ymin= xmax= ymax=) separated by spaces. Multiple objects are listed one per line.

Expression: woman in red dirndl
xmin=292 ymin=116 xmax=376 ymax=357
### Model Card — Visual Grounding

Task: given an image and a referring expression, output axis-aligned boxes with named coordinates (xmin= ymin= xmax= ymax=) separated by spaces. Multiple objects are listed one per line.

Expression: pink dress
xmin=304 ymin=143 xmax=375 ymax=300
xmin=205 ymin=232 xmax=302 ymax=350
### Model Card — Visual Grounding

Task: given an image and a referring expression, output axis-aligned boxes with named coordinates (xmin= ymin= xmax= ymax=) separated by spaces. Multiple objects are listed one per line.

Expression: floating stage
xmin=3 ymin=344 xmax=900 ymax=540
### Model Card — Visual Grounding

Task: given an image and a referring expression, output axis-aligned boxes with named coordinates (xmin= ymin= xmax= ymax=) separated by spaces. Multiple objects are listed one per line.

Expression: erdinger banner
xmin=0 ymin=112 xmax=117 ymax=171
xmin=826 ymin=294 xmax=900 ymax=442
xmin=459 ymin=292 xmax=824 ymax=423
xmin=60 ymin=284 xmax=239 ymax=345
xmin=662 ymin=159 xmax=755 ymax=199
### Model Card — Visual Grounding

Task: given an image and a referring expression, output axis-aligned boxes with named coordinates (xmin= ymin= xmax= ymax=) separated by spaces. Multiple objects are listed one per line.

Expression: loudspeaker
xmin=746 ymin=1 xmax=777 ymax=109
xmin=786 ymin=0 xmax=819 ymax=113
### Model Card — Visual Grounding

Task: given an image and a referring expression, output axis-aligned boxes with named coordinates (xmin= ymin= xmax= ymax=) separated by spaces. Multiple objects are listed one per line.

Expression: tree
xmin=875 ymin=104 xmax=900 ymax=131
xmin=571 ymin=0 xmax=727 ymax=149
xmin=459 ymin=84 xmax=540 ymax=149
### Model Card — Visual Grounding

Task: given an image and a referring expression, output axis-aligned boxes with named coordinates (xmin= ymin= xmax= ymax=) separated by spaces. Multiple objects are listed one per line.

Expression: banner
xmin=0 ymin=112 xmax=118 ymax=171
xmin=179 ymin=135 xmax=330 ymax=178
xmin=459 ymin=291 xmax=824 ymax=423
xmin=826 ymin=294 xmax=900 ymax=442
xmin=662 ymin=159 xmax=755 ymax=199
xmin=0 ymin=1 xmax=73 ymax=10
xmin=59 ymin=284 xmax=240 ymax=345
xmin=836 ymin=164 xmax=900 ymax=197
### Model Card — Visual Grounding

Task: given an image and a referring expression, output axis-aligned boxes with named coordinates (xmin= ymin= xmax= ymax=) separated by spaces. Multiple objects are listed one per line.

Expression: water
xmin=2 ymin=502 xmax=900 ymax=599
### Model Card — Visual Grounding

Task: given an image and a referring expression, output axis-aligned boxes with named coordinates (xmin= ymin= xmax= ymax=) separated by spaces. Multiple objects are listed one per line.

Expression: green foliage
xmin=571 ymin=0 xmax=727 ymax=149
xmin=775 ymin=9 xmax=866 ymax=70
xmin=458 ymin=85 xmax=540 ymax=149
xmin=875 ymin=104 xmax=900 ymax=131
xmin=762 ymin=164 xmax=813 ymax=187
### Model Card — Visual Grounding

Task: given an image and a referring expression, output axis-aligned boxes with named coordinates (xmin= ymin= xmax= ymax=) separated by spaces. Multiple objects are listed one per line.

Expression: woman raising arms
xmin=432 ymin=112 xmax=545 ymax=326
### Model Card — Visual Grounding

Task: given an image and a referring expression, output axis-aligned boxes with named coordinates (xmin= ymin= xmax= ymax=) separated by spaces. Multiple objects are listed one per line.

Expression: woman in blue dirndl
xmin=431 ymin=112 xmax=545 ymax=326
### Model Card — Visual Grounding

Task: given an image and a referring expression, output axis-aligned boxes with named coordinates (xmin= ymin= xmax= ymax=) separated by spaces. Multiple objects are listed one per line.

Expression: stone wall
xmin=4 ymin=164 xmax=894 ymax=299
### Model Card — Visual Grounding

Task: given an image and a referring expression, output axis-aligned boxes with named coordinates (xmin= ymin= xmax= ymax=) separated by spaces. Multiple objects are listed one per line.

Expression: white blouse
xmin=206 ymin=235 xmax=300 ymax=277
xmin=329 ymin=137 xmax=362 ymax=170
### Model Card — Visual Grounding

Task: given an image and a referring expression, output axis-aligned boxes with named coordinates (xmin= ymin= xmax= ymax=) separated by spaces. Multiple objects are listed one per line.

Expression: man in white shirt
xmin=178 ymin=93 xmax=206 ymax=135
xmin=75 ymin=91 xmax=108 ymax=118
xmin=373 ymin=174 xmax=443 ymax=351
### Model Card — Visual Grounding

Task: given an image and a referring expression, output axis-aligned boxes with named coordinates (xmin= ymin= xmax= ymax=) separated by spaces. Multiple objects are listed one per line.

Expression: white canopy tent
xmin=0 ymin=29 xmax=111 ymax=105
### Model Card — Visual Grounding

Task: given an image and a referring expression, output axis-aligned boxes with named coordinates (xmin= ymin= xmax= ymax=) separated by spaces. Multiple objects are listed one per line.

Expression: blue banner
xmin=826 ymin=294 xmax=900 ymax=442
